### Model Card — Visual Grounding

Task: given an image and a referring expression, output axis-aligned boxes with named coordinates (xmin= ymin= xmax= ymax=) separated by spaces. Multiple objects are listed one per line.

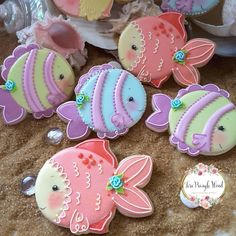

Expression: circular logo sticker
xmin=181 ymin=163 xmax=225 ymax=209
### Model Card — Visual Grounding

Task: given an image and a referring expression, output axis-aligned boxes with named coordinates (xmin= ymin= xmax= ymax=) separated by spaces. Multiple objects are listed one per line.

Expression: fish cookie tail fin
xmin=172 ymin=64 xmax=200 ymax=86
xmin=1 ymin=44 xmax=40 ymax=80
xmin=146 ymin=94 xmax=171 ymax=132
xmin=173 ymin=38 xmax=215 ymax=87
xmin=113 ymin=155 xmax=153 ymax=218
xmin=56 ymin=101 xmax=91 ymax=140
xmin=0 ymin=88 xmax=27 ymax=125
xmin=183 ymin=38 xmax=215 ymax=67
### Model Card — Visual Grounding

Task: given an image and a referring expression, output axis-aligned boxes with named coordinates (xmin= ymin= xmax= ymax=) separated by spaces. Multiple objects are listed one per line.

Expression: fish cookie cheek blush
xmin=210 ymin=110 xmax=236 ymax=155
xmin=118 ymin=23 xmax=144 ymax=70
xmin=35 ymin=161 xmax=67 ymax=222
xmin=53 ymin=55 xmax=76 ymax=97
xmin=48 ymin=192 xmax=65 ymax=210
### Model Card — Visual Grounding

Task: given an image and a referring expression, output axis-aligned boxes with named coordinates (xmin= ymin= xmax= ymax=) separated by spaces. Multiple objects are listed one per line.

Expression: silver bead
xmin=21 ymin=175 xmax=37 ymax=196
xmin=45 ymin=128 xmax=64 ymax=145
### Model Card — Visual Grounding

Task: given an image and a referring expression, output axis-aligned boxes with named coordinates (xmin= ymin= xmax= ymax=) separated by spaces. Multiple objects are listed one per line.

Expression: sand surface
xmin=0 ymin=30 xmax=236 ymax=236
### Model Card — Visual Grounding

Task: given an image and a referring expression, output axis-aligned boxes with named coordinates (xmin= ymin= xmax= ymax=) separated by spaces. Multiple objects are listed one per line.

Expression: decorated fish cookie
xmin=53 ymin=0 xmax=114 ymax=21
xmin=35 ymin=139 xmax=153 ymax=234
xmin=161 ymin=0 xmax=219 ymax=16
xmin=146 ymin=84 xmax=236 ymax=156
xmin=0 ymin=44 xmax=75 ymax=125
xmin=118 ymin=12 xmax=216 ymax=88
xmin=57 ymin=64 xmax=146 ymax=140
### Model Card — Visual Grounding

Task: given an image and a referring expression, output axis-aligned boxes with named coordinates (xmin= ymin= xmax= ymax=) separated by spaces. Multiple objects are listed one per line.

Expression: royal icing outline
xmin=57 ymin=64 xmax=147 ymax=141
xmin=35 ymin=139 xmax=154 ymax=234
xmin=0 ymin=44 xmax=75 ymax=125
xmin=146 ymin=84 xmax=236 ymax=156
xmin=118 ymin=13 xmax=216 ymax=88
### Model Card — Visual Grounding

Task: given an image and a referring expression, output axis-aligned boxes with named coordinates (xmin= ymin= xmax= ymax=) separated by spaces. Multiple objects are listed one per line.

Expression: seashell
xmin=69 ymin=16 xmax=118 ymax=50
xmin=16 ymin=14 xmax=88 ymax=70
xmin=192 ymin=0 xmax=236 ymax=37
xmin=105 ymin=0 xmax=162 ymax=34
xmin=34 ymin=15 xmax=85 ymax=58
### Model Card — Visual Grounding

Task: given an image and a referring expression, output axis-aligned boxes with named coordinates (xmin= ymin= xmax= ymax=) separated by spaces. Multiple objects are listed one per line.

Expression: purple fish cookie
xmin=57 ymin=64 xmax=147 ymax=140
xmin=0 ymin=44 xmax=75 ymax=125
xmin=146 ymin=84 xmax=236 ymax=156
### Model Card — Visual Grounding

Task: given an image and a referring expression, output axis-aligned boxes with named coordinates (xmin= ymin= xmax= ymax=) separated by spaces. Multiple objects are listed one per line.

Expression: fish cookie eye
xmin=131 ymin=45 xmax=138 ymax=51
xmin=218 ymin=126 xmax=225 ymax=131
xmin=52 ymin=185 xmax=59 ymax=191
xmin=59 ymin=74 xmax=64 ymax=80
xmin=129 ymin=97 xmax=134 ymax=102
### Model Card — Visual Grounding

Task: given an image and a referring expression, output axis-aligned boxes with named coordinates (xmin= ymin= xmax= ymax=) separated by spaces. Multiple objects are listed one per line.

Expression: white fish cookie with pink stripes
xmin=35 ymin=139 xmax=153 ymax=234
xmin=146 ymin=84 xmax=236 ymax=156
xmin=57 ymin=63 xmax=147 ymax=140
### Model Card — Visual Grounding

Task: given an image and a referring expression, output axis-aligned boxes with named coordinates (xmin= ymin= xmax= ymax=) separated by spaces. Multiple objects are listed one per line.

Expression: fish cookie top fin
xmin=75 ymin=139 xmax=118 ymax=168
xmin=75 ymin=63 xmax=114 ymax=93
xmin=1 ymin=44 xmax=40 ymax=80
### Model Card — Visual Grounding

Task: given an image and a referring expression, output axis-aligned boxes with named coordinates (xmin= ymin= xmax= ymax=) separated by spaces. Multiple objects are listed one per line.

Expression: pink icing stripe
xmin=44 ymin=53 xmax=67 ymax=100
xmin=201 ymin=103 xmax=235 ymax=152
xmin=92 ymin=70 xmax=108 ymax=132
xmin=23 ymin=49 xmax=45 ymax=112
xmin=174 ymin=92 xmax=220 ymax=142
xmin=114 ymin=72 xmax=133 ymax=124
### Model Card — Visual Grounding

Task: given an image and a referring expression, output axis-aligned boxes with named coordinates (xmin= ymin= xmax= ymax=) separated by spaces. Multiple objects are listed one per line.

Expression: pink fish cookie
xmin=35 ymin=139 xmax=153 ymax=234
xmin=146 ymin=84 xmax=236 ymax=156
xmin=118 ymin=12 xmax=216 ymax=88
xmin=53 ymin=0 xmax=114 ymax=21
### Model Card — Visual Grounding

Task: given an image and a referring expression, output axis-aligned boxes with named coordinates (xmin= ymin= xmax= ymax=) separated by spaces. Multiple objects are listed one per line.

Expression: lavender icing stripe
xmin=44 ymin=53 xmax=67 ymax=100
xmin=23 ymin=50 xmax=44 ymax=112
xmin=201 ymin=103 xmax=235 ymax=152
xmin=114 ymin=72 xmax=133 ymax=124
xmin=174 ymin=92 xmax=220 ymax=142
xmin=92 ymin=70 xmax=108 ymax=132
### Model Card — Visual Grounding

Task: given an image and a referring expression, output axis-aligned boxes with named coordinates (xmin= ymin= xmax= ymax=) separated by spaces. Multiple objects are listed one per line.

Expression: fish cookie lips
xmin=53 ymin=0 xmax=114 ymax=21
xmin=57 ymin=64 xmax=147 ymax=140
xmin=145 ymin=84 xmax=236 ymax=156
xmin=161 ymin=0 xmax=219 ymax=16
xmin=0 ymin=44 xmax=75 ymax=125
xmin=118 ymin=12 xmax=215 ymax=88
xmin=35 ymin=139 xmax=154 ymax=234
